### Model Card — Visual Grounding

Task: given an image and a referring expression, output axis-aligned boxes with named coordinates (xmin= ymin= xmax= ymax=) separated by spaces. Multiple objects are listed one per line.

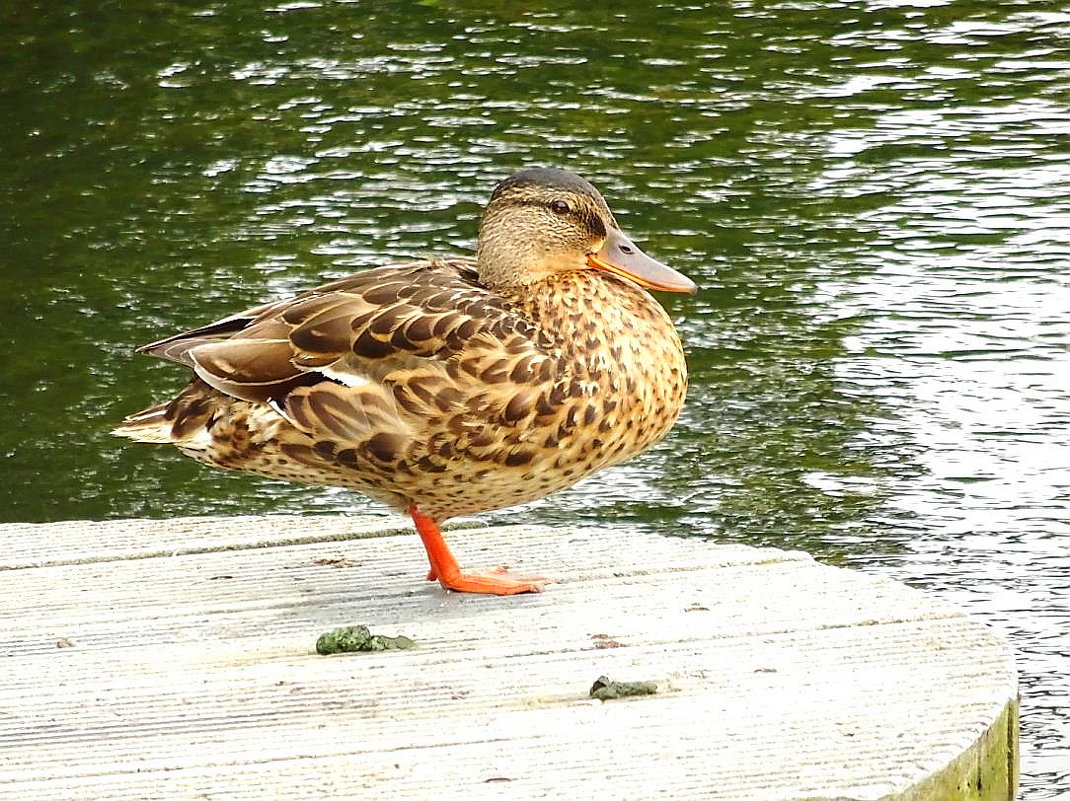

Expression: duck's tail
xmin=111 ymin=402 xmax=176 ymax=444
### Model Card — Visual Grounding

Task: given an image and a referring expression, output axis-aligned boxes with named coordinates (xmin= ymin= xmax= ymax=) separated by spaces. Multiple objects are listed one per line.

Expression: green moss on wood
xmin=897 ymin=698 xmax=1018 ymax=801
xmin=589 ymin=675 xmax=658 ymax=701
xmin=315 ymin=625 xmax=416 ymax=655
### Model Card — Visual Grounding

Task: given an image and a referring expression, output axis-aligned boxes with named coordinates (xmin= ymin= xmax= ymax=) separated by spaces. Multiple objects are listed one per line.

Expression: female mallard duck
xmin=114 ymin=167 xmax=696 ymax=595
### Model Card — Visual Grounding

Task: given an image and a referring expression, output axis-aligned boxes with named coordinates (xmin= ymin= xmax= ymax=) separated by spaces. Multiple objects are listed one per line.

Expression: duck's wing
xmin=138 ymin=258 xmax=558 ymax=430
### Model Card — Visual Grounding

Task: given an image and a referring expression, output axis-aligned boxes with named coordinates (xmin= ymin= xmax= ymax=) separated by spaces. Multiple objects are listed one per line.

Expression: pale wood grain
xmin=0 ymin=517 xmax=1017 ymax=800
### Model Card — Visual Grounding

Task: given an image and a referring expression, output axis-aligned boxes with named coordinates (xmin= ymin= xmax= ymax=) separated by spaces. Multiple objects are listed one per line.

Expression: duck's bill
xmin=586 ymin=228 xmax=698 ymax=294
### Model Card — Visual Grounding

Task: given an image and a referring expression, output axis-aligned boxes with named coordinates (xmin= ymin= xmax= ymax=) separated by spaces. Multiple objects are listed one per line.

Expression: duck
xmin=113 ymin=167 xmax=696 ymax=595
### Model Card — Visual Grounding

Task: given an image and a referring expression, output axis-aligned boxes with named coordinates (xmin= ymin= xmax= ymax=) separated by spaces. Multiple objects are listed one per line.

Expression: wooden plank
xmin=0 ymin=517 xmax=1017 ymax=800
xmin=0 ymin=514 xmax=415 ymax=569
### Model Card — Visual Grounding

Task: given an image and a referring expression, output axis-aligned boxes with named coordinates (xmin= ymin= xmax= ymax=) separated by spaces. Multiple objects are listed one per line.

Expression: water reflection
xmin=2 ymin=0 xmax=1068 ymax=795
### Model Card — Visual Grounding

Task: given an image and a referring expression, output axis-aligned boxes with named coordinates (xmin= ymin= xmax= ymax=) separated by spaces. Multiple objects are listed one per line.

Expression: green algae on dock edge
xmin=589 ymin=675 xmax=658 ymax=701
xmin=316 ymin=625 xmax=416 ymax=655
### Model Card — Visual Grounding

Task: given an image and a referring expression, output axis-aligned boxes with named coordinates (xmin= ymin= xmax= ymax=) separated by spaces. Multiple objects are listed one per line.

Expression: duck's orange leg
xmin=408 ymin=505 xmax=549 ymax=595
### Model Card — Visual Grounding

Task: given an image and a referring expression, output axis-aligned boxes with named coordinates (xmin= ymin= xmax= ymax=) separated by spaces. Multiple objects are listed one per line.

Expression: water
xmin=2 ymin=0 xmax=1068 ymax=794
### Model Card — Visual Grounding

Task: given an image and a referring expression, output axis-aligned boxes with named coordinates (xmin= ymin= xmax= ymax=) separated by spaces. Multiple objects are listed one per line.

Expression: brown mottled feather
xmin=116 ymin=257 xmax=686 ymax=520
xmin=116 ymin=168 xmax=692 ymax=527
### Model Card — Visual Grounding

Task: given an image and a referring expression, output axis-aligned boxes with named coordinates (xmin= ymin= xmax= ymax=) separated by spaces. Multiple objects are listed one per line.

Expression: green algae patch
xmin=589 ymin=675 xmax=658 ymax=701
xmin=315 ymin=625 xmax=416 ymax=655
xmin=897 ymin=697 xmax=1018 ymax=801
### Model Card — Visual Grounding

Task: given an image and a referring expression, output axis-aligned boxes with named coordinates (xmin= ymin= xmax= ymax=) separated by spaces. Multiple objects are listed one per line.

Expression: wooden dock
xmin=0 ymin=515 xmax=1018 ymax=800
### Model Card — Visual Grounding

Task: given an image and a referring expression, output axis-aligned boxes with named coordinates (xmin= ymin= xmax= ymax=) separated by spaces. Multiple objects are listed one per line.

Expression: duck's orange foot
xmin=409 ymin=505 xmax=550 ymax=596
xmin=426 ymin=565 xmax=550 ymax=595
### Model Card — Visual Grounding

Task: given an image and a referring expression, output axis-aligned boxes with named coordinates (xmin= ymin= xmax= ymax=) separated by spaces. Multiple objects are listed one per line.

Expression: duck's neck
xmin=475 ymin=239 xmax=587 ymax=291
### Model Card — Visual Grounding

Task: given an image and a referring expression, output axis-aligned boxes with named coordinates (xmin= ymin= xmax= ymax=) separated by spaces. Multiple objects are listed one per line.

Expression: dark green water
xmin=3 ymin=1 xmax=1069 ymax=794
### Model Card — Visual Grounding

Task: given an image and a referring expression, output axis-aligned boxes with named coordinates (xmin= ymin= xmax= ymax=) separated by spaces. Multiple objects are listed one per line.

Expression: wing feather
xmin=136 ymin=258 xmax=562 ymax=445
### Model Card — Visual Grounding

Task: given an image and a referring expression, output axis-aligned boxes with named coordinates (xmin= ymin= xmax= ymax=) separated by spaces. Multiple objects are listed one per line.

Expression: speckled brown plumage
xmin=115 ymin=167 xmax=696 ymax=595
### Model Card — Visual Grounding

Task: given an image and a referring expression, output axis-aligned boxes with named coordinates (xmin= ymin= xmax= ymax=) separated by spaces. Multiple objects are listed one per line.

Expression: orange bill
xmin=586 ymin=228 xmax=697 ymax=294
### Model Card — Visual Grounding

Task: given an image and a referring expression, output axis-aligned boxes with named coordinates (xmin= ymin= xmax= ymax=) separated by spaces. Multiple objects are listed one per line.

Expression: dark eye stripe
xmin=502 ymin=197 xmax=607 ymax=238
xmin=508 ymin=198 xmax=573 ymax=215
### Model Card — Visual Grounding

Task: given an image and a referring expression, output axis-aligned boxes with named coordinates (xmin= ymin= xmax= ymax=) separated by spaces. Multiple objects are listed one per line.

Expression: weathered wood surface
xmin=0 ymin=516 xmax=1017 ymax=800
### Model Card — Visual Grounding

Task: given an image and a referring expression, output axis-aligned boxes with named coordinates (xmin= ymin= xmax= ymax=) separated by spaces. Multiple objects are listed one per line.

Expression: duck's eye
xmin=549 ymin=199 xmax=571 ymax=215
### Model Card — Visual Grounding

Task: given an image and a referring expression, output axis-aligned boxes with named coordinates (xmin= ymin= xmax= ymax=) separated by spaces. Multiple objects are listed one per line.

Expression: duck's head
xmin=475 ymin=167 xmax=697 ymax=295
